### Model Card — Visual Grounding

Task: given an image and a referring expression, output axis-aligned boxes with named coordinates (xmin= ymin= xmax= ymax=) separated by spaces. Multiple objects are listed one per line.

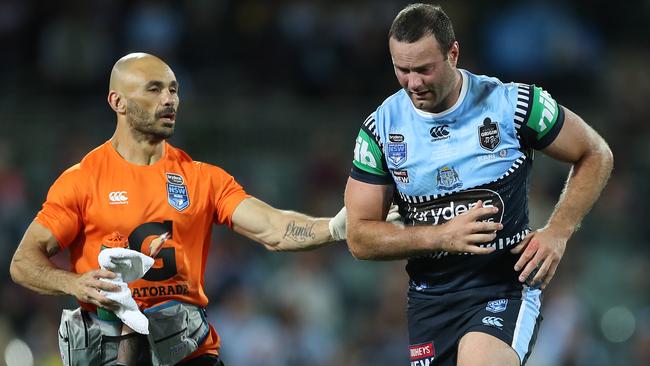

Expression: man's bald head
xmin=109 ymin=53 xmax=174 ymax=94
xmin=107 ymin=53 xmax=179 ymax=142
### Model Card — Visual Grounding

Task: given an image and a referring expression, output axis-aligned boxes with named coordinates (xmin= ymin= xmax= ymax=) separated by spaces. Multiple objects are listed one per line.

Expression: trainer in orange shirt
xmin=10 ymin=53 xmax=351 ymax=366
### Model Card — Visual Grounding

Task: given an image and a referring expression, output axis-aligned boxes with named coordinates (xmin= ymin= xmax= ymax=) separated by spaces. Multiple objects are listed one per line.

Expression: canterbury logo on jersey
xmin=109 ymin=191 xmax=128 ymax=205
xmin=429 ymin=125 xmax=450 ymax=140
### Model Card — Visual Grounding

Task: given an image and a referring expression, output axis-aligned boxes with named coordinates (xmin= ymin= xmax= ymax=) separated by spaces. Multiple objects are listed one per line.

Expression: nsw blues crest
xmin=166 ymin=174 xmax=190 ymax=211
xmin=486 ymin=299 xmax=508 ymax=313
xmin=387 ymin=142 xmax=407 ymax=167
xmin=387 ymin=133 xmax=407 ymax=167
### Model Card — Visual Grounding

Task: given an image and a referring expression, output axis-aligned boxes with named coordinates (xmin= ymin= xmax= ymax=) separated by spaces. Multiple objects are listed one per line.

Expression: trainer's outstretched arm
xmin=231 ymin=197 xmax=341 ymax=251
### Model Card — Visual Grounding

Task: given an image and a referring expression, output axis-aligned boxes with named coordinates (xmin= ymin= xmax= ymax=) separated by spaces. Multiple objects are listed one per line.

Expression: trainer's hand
xmin=329 ymin=204 xmax=404 ymax=241
xmin=70 ymin=269 xmax=121 ymax=310
xmin=511 ymin=227 xmax=567 ymax=290
xmin=386 ymin=204 xmax=403 ymax=226
xmin=438 ymin=200 xmax=502 ymax=254
xmin=329 ymin=207 xmax=348 ymax=241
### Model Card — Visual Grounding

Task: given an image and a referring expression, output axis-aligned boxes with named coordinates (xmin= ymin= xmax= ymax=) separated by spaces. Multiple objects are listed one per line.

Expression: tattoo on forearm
xmin=283 ymin=221 xmax=316 ymax=242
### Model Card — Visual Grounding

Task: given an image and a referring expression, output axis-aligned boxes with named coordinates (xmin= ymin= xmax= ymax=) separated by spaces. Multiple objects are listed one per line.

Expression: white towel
xmin=98 ymin=248 xmax=155 ymax=334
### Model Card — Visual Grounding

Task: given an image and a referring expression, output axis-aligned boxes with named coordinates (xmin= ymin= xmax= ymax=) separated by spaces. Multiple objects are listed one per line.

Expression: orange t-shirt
xmin=36 ymin=141 xmax=250 ymax=356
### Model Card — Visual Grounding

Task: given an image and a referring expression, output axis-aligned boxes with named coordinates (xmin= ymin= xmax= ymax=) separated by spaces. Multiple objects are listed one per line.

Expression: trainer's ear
xmin=107 ymin=91 xmax=126 ymax=114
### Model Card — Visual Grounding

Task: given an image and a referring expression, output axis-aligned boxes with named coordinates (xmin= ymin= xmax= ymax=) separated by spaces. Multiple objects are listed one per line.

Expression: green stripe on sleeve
xmin=527 ymin=86 xmax=560 ymax=140
xmin=352 ymin=129 xmax=388 ymax=176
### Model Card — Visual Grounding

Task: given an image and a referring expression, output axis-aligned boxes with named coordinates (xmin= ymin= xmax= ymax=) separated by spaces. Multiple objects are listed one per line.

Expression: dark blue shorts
xmin=407 ymin=285 xmax=543 ymax=366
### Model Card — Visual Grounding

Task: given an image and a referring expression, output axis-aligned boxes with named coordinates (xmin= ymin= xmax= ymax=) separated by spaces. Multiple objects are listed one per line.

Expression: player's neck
xmin=443 ymin=69 xmax=462 ymax=109
xmin=110 ymin=130 xmax=165 ymax=166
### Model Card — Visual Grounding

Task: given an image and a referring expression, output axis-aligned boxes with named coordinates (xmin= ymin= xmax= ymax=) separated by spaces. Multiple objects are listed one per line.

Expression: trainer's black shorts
xmin=407 ymin=285 xmax=543 ymax=366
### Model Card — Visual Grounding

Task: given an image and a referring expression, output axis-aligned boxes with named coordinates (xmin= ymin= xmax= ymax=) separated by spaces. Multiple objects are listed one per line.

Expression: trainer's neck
xmin=110 ymin=134 xmax=164 ymax=166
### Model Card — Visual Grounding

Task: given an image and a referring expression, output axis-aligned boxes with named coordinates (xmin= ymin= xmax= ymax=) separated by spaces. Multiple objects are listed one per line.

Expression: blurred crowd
xmin=1 ymin=0 xmax=649 ymax=365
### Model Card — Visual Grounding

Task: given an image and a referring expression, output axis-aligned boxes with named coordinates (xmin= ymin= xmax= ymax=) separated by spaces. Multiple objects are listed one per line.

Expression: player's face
xmin=390 ymin=34 xmax=459 ymax=113
xmin=125 ymin=63 xmax=179 ymax=141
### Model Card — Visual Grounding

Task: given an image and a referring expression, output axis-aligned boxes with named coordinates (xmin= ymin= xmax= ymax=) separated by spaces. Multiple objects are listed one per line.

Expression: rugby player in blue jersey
xmin=344 ymin=4 xmax=613 ymax=366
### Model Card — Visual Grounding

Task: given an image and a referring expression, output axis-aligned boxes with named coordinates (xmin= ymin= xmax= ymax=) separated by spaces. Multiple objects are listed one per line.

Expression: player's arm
xmin=10 ymin=221 xmax=120 ymax=309
xmin=231 ymin=197 xmax=341 ymax=251
xmin=345 ymin=178 xmax=502 ymax=260
xmin=540 ymin=106 xmax=613 ymax=236
xmin=513 ymin=106 xmax=613 ymax=288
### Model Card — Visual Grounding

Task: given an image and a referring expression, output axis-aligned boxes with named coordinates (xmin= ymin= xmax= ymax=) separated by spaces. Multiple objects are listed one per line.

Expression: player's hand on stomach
xmin=70 ymin=269 xmax=121 ymax=310
xmin=438 ymin=200 xmax=502 ymax=254
xmin=511 ymin=228 xmax=567 ymax=290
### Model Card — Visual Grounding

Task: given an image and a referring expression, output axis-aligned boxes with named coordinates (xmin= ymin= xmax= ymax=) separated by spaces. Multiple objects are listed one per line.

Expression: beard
xmin=126 ymin=100 xmax=174 ymax=142
xmin=408 ymin=67 xmax=458 ymax=113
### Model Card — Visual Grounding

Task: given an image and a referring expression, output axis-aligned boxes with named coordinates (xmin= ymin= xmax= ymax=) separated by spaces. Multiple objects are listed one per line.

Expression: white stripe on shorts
xmin=511 ymin=287 xmax=542 ymax=363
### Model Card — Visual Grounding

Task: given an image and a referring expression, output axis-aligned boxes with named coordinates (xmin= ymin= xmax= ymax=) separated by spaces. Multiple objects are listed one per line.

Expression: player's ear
xmin=448 ymin=41 xmax=459 ymax=66
xmin=107 ymin=91 xmax=126 ymax=114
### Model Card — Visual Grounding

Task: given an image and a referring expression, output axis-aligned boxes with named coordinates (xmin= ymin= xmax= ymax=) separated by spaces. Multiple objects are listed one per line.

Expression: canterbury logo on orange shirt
xmin=109 ymin=191 xmax=128 ymax=204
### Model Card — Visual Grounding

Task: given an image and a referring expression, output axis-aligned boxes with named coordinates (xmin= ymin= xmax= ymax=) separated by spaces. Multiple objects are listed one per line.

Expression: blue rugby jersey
xmin=350 ymin=69 xmax=564 ymax=293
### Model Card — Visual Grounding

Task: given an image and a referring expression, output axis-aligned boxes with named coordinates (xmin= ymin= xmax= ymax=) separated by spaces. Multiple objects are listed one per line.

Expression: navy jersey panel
xmin=350 ymin=70 xmax=564 ymax=293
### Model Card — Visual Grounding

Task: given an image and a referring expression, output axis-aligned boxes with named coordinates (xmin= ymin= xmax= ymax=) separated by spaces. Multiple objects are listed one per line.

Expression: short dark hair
xmin=388 ymin=3 xmax=456 ymax=52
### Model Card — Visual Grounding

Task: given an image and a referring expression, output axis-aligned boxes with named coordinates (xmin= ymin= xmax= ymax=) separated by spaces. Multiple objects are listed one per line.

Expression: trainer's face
xmin=390 ymin=34 xmax=459 ymax=113
xmin=125 ymin=61 xmax=179 ymax=140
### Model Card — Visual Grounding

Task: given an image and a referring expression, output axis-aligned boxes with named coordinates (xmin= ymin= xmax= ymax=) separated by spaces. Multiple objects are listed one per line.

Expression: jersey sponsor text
xmin=537 ymin=90 xmax=556 ymax=133
xmin=410 ymin=341 xmax=435 ymax=366
xmin=410 ymin=190 xmax=504 ymax=225
xmin=354 ymin=135 xmax=377 ymax=168
xmin=132 ymin=283 xmax=190 ymax=298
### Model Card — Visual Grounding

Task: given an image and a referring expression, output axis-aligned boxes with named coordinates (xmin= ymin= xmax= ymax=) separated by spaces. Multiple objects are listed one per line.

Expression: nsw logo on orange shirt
xmin=166 ymin=172 xmax=190 ymax=211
